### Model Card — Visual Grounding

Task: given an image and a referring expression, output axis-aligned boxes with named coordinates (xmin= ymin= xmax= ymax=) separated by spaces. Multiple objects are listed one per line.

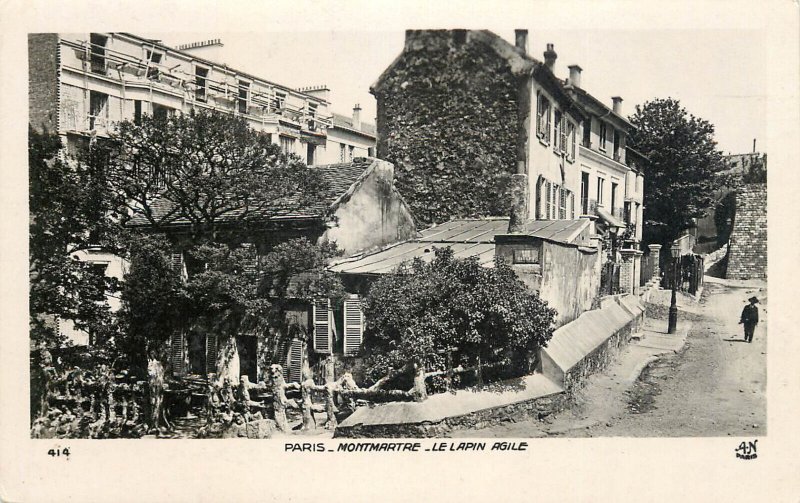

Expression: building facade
xmin=28 ymin=33 xmax=347 ymax=165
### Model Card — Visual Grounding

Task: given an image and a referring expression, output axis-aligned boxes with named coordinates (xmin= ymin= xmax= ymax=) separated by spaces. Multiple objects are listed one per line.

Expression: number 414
xmin=48 ymin=447 xmax=70 ymax=458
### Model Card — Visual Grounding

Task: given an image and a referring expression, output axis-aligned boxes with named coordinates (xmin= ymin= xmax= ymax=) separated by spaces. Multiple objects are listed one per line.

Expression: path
xmin=448 ymin=277 xmax=767 ymax=438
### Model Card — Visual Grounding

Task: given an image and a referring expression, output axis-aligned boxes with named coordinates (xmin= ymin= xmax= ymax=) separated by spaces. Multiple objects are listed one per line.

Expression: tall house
xmin=370 ymin=29 xmax=586 ymax=227
xmin=28 ymin=33 xmax=332 ymax=164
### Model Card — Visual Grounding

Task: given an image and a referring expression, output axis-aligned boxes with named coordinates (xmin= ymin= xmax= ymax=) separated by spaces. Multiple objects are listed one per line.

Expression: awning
xmin=596 ymin=207 xmax=626 ymax=228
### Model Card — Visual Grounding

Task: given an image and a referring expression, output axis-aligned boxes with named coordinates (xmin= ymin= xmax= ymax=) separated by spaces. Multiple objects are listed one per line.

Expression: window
xmin=613 ymin=129 xmax=621 ymax=160
xmin=89 ymin=33 xmax=108 ymax=75
xmin=597 ymin=177 xmax=605 ymax=205
xmin=88 ymin=91 xmax=108 ymax=129
xmin=237 ymin=81 xmax=250 ymax=114
xmin=582 ymin=117 xmax=591 ymax=147
xmin=367 ymin=147 xmax=375 ymax=157
xmin=273 ymin=91 xmax=286 ymax=112
xmin=348 ymin=145 xmax=355 ymax=161
xmin=134 ymin=100 xmax=142 ymax=124
xmin=280 ymin=136 xmax=295 ymax=154
xmin=195 ymin=67 xmax=209 ymax=102
xmin=559 ymin=188 xmax=568 ymax=219
xmin=624 ymin=201 xmax=632 ymax=224
xmin=307 ymin=102 xmax=318 ymax=130
xmin=152 ymin=103 xmax=173 ymax=121
xmin=599 ymin=123 xmax=607 ymax=151
xmin=611 ymin=182 xmax=618 ymax=216
xmin=553 ymin=109 xmax=562 ymax=152
xmin=306 ymin=143 xmax=316 ymax=165
xmin=339 ymin=143 xmax=346 ymax=162
xmin=146 ymin=50 xmax=162 ymax=80
xmin=567 ymin=121 xmax=576 ymax=161
xmin=536 ymin=93 xmax=551 ymax=143
xmin=580 ymin=172 xmax=590 ymax=214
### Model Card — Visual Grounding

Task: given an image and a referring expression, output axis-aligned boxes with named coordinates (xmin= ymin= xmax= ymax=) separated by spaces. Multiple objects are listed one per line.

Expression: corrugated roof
xmin=330 ymin=218 xmax=590 ymax=275
xmin=127 ymin=158 xmax=376 ymax=227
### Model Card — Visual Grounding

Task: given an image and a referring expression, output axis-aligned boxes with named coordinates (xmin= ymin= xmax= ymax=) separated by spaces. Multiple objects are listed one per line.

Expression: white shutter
xmin=536 ymin=93 xmax=543 ymax=138
xmin=287 ymin=338 xmax=303 ymax=383
xmin=171 ymin=251 xmax=187 ymax=281
xmin=205 ymin=334 xmax=218 ymax=375
xmin=343 ymin=296 xmax=364 ymax=356
xmin=170 ymin=330 xmax=185 ymax=376
xmin=312 ymin=299 xmax=332 ymax=354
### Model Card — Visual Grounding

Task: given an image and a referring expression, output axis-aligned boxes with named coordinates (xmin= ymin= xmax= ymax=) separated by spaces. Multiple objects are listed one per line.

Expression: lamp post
xmin=667 ymin=242 xmax=680 ymax=334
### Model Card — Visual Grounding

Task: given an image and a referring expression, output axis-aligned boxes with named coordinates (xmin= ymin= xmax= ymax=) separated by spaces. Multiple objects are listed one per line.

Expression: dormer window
xmin=599 ymin=122 xmax=607 ymax=151
xmin=146 ymin=50 xmax=162 ymax=80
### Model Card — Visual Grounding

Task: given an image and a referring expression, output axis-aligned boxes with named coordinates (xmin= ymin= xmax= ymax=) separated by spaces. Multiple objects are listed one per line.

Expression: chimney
xmin=544 ymin=43 xmax=557 ymax=71
xmin=568 ymin=64 xmax=582 ymax=88
xmin=352 ymin=104 xmax=362 ymax=130
xmin=753 ymin=138 xmax=757 ymax=153
xmin=514 ymin=29 xmax=528 ymax=53
xmin=612 ymin=96 xmax=623 ymax=115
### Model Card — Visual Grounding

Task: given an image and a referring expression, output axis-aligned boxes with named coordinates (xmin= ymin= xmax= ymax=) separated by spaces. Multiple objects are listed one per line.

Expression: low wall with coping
xmin=539 ymin=294 xmax=645 ymax=392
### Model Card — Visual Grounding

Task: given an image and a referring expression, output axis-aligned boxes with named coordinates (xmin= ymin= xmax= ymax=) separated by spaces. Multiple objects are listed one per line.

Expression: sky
xmin=157 ymin=28 xmax=767 ymax=156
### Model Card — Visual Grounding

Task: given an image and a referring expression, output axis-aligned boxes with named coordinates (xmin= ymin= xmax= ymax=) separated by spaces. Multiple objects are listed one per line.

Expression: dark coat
xmin=740 ymin=304 xmax=759 ymax=326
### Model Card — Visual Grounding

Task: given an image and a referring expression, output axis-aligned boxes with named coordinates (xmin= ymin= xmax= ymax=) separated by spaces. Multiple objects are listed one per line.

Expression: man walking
xmin=739 ymin=296 xmax=759 ymax=343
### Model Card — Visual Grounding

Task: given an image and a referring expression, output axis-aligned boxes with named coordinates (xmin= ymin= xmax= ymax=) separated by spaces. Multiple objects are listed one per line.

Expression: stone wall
xmin=28 ymin=34 xmax=60 ymax=132
xmin=727 ymin=183 xmax=767 ymax=279
xmin=333 ymin=391 xmax=570 ymax=438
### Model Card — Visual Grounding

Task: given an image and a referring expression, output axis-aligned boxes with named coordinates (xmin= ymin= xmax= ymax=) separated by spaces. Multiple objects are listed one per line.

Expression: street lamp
xmin=667 ymin=242 xmax=680 ymax=334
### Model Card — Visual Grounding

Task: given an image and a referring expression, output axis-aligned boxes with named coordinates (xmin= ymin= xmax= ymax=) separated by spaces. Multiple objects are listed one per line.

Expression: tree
xmin=628 ymin=98 xmax=724 ymax=245
xmin=29 ymin=127 xmax=120 ymax=349
xmin=106 ymin=110 xmax=328 ymax=242
xmin=106 ymin=110 xmax=337 ymax=382
xmin=360 ymin=248 xmax=556 ymax=394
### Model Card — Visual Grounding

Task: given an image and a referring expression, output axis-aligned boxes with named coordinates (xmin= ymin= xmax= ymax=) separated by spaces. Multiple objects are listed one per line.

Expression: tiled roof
xmin=331 ymin=112 xmax=376 ymax=137
xmin=330 ymin=218 xmax=591 ymax=275
xmin=127 ymin=157 xmax=376 ymax=227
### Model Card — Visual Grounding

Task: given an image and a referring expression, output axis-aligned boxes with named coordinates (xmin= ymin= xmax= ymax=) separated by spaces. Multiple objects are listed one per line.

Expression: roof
xmin=331 ymin=113 xmax=376 ymax=137
xmin=330 ymin=218 xmax=591 ymax=275
xmin=370 ymin=30 xmax=585 ymax=122
xmin=127 ymin=157 xmax=377 ymax=227
xmin=566 ymin=86 xmax=634 ymax=131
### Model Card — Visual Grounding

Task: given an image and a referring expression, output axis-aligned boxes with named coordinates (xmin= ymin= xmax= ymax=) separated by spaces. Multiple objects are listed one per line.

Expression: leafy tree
xmin=105 ymin=110 xmax=339 ymax=380
xmin=106 ymin=110 xmax=328 ymax=242
xmin=628 ymin=98 xmax=724 ymax=245
xmin=29 ymin=127 xmax=120 ymax=349
xmin=360 ymin=248 xmax=556 ymax=390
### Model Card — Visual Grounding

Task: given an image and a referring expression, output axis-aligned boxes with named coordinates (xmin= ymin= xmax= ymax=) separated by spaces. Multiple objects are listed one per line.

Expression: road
xmin=449 ymin=276 xmax=768 ymax=438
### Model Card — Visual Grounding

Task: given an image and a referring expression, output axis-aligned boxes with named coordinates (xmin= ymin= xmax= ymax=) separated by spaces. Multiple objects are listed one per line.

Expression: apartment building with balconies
xmin=29 ymin=33 xmax=333 ymax=165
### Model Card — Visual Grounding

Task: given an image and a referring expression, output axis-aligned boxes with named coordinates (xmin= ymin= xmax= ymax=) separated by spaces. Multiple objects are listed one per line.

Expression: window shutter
xmin=343 ymin=296 xmax=364 ymax=356
xmin=536 ymin=93 xmax=543 ymax=138
xmin=570 ymin=193 xmax=575 ymax=219
xmin=545 ymin=181 xmax=551 ymax=220
xmin=170 ymin=330 xmax=185 ymax=376
xmin=545 ymin=102 xmax=551 ymax=143
xmin=561 ymin=117 xmax=568 ymax=153
xmin=312 ymin=299 xmax=332 ymax=354
xmin=535 ymin=176 xmax=543 ymax=219
xmin=171 ymin=251 xmax=186 ymax=280
xmin=287 ymin=338 xmax=303 ymax=383
xmin=205 ymin=334 xmax=218 ymax=375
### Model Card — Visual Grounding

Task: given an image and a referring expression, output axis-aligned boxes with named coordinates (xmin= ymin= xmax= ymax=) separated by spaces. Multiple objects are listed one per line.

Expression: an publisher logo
xmin=734 ymin=440 xmax=758 ymax=460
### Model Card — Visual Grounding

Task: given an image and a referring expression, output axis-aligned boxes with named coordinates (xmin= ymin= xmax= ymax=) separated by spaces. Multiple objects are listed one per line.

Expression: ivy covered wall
xmin=373 ymin=31 xmax=523 ymax=226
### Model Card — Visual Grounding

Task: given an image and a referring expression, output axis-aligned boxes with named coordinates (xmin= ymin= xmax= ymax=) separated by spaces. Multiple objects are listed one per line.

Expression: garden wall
xmin=726 ymin=183 xmax=767 ymax=279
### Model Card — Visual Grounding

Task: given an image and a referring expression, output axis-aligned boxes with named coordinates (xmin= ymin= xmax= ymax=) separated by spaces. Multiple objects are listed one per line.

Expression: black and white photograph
xmin=2 ymin=0 xmax=799 ymax=501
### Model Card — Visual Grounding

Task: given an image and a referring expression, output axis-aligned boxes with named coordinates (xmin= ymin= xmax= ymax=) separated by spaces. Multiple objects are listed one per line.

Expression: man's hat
xmin=749 ymin=296 xmax=759 ymax=303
